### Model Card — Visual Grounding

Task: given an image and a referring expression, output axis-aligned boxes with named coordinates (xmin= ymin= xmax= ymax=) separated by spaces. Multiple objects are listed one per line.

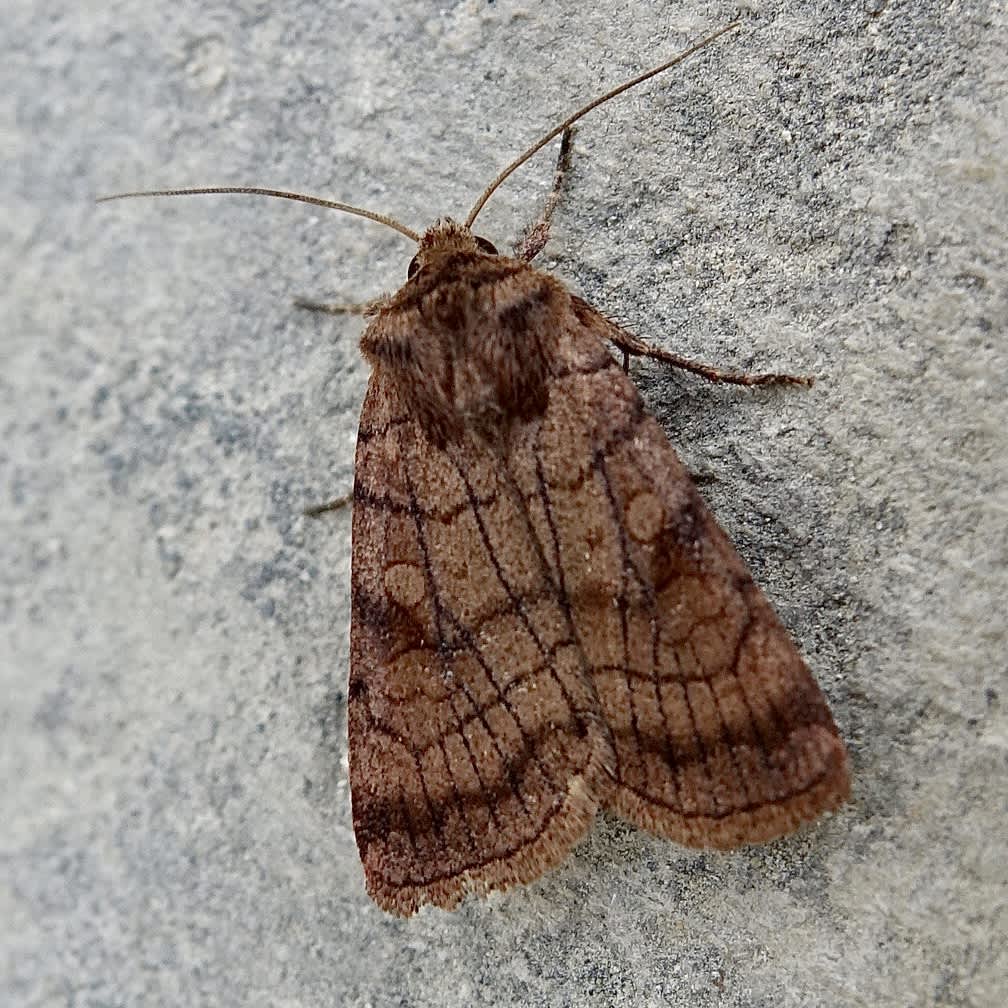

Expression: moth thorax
xmin=362 ymin=263 xmax=565 ymax=441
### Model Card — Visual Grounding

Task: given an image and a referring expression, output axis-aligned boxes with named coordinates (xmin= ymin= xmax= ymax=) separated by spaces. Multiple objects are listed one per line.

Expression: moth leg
xmin=303 ymin=492 xmax=352 ymax=518
xmin=513 ymin=127 xmax=575 ymax=262
xmin=605 ymin=323 xmax=815 ymax=388
xmin=294 ymin=295 xmax=388 ymax=316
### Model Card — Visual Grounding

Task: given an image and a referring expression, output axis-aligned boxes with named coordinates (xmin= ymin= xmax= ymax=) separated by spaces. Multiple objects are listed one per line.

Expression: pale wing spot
xmin=382 ymin=649 xmax=451 ymax=704
xmin=384 ymin=562 xmax=426 ymax=608
xmin=625 ymin=491 xmax=664 ymax=543
xmin=370 ymin=649 xmax=454 ymax=747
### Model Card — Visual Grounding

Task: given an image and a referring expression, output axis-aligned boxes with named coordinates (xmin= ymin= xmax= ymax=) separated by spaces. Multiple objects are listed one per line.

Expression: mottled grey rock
xmin=4 ymin=2 xmax=1004 ymax=1006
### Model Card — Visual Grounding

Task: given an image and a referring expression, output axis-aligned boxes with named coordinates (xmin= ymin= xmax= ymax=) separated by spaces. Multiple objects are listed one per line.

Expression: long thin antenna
xmin=464 ymin=21 xmax=740 ymax=228
xmin=97 ymin=186 xmax=421 ymax=244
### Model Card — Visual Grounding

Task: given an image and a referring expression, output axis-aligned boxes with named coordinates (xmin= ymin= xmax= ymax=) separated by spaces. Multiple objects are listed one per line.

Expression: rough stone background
xmin=4 ymin=1 xmax=1005 ymax=1005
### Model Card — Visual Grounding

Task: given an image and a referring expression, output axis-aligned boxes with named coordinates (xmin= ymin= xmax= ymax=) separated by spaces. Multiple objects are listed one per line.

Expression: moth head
xmin=407 ymin=218 xmax=498 ymax=279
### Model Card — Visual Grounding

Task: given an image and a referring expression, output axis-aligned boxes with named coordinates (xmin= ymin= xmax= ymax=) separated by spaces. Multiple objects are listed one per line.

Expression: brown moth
xmin=101 ymin=22 xmax=849 ymax=916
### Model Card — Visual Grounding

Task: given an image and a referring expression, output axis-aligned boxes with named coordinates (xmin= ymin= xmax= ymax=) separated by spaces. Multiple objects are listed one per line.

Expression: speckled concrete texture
xmin=4 ymin=2 xmax=1005 ymax=1005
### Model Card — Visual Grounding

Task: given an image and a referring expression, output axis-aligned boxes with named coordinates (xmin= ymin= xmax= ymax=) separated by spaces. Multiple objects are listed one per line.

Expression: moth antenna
xmin=97 ymin=186 xmax=421 ymax=244
xmin=464 ymin=21 xmax=740 ymax=228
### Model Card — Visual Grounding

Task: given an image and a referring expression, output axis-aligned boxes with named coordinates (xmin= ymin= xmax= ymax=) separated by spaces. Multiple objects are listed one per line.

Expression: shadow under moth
xmin=102 ymin=22 xmax=849 ymax=916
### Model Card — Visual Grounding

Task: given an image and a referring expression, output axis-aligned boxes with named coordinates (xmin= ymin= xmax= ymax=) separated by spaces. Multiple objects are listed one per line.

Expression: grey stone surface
xmin=4 ymin=1 xmax=1005 ymax=1005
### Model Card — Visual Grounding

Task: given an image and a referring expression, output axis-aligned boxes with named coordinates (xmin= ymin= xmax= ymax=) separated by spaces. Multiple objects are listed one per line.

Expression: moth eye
xmin=474 ymin=236 xmax=498 ymax=255
xmin=407 ymin=254 xmax=420 ymax=278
